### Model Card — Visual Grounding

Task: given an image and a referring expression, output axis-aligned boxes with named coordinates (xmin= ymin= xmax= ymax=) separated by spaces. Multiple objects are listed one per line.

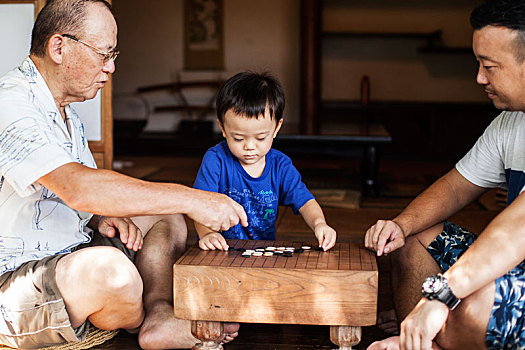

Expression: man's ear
xmin=217 ymin=118 xmax=226 ymax=138
xmin=273 ymin=118 xmax=283 ymax=138
xmin=47 ymin=34 xmax=65 ymax=64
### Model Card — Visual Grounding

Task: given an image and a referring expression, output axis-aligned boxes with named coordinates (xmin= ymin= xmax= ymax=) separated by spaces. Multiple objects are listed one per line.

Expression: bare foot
xmin=138 ymin=301 xmax=198 ymax=349
xmin=220 ymin=323 xmax=240 ymax=344
xmin=377 ymin=309 xmax=399 ymax=335
xmin=138 ymin=301 xmax=239 ymax=349
xmin=367 ymin=336 xmax=400 ymax=350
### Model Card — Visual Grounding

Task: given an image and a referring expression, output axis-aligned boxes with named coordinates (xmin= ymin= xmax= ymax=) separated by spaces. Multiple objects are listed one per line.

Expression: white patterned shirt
xmin=0 ymin=57 xmax=96 ymax=274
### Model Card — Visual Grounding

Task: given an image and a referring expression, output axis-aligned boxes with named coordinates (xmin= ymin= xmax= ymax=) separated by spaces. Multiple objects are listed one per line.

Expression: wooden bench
xmin=274 ymin=123 xmax=391 ymax=197
xmin=173 ymin=239 xmax=378 ymax=349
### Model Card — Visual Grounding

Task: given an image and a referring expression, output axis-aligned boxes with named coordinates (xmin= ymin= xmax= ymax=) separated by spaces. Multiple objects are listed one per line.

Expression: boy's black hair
xmin=471 ymin=0 xmax=525 ymax=62
xmin=216 ymin=71 xmax=285 ymax=124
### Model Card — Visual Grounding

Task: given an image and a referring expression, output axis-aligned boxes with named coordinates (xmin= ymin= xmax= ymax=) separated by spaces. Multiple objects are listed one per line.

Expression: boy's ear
xmin=273 ymin=119 xmax=283 ymax=138
xmin=217 ymin=118 xmax=226 ymax=138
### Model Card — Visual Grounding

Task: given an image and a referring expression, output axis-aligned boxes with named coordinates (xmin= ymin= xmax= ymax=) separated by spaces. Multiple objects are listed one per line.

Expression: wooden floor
xmin=95 ymin=154 xmax=504 ymax=349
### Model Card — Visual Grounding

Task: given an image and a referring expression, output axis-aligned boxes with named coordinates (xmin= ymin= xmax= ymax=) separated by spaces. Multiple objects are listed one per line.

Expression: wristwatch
xmin=422 ymin=274 xmax=461 ymax=310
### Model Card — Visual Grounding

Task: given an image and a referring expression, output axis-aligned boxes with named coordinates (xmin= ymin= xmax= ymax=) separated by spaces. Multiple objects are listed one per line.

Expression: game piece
xmin=294 ymin=248 xmax=304 ymax=254
xmin=315 ymin=247 xmax=323 ymax=251
xmin=302 ymin=246 xmax=311 ymax=250
xmin=253 ymin=252 xmax=263 ymax=257
xmin=263 ymin=252 xmax=274 ymax=257
xmin=265 ymin=247 xmax=276 ymax=251
xmin=283 ymin=251 xmax=293 ymax=257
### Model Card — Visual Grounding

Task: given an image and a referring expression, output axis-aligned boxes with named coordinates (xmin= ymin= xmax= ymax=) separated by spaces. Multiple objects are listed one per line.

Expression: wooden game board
xmin=173 ymin=239 xmax=378 ymax=349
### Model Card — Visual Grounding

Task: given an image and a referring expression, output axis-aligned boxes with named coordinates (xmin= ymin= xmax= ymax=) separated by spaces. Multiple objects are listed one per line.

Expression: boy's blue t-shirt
xmin=193 ymin=141 xmax=314 ymax=240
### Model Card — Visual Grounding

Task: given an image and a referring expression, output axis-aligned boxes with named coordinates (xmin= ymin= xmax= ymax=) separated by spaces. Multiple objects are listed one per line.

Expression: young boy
xmin=193 ymin=71 xmax=336 ymax=251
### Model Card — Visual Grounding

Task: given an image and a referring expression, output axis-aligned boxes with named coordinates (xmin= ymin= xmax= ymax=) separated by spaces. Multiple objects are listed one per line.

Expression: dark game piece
xmin=294 ymin=248 xmax=304 ymax=254
xmin=283 ymin=251 xmax=293 ymax=257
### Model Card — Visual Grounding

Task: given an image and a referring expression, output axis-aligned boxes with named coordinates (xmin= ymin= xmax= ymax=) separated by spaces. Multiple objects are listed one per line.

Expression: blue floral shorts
xmin=427 ymin=221 xmax=525 ymax=350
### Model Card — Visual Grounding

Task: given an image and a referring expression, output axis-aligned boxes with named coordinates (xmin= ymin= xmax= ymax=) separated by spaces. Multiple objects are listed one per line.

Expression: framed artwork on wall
xmin=184 ymin=0 xmax=224 ymax=70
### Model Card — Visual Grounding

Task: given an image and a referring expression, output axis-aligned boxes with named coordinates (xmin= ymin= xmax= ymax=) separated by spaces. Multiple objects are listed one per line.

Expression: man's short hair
xmin=216 ymin=71 xmax=285 ymax=125
xmin=30 ymin=0 xmax=113 ymax=57
xmin=471 ymin=0 xmax=525 ymax=62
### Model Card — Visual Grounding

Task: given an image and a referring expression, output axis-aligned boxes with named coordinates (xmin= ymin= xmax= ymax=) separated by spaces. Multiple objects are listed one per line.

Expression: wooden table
xmin=173 ymin=239 xmax=378 ymax=349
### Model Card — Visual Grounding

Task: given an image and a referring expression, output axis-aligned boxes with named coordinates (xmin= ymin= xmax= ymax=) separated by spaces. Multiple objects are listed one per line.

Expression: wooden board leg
xmin=191 ymin=320 xmax=224 ymax=350
xmin=330 ymin=325 xmax=362 ymax=350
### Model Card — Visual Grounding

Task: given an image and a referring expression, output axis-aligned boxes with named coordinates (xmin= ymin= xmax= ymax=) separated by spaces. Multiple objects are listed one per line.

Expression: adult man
xmin=0 ymin=0 xmax=247 ymax=348
xmin=366 ymin=1 xmax=525 ymax=349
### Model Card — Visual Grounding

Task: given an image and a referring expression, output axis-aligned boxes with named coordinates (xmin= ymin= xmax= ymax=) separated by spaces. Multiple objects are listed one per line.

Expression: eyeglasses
xmin=62 ymin=34 xmax=119 ymax=62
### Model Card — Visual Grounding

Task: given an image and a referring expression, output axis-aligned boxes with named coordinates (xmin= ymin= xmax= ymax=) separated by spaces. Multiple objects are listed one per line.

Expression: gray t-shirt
xmin=456 ymin=111 xmax=525 ymax=206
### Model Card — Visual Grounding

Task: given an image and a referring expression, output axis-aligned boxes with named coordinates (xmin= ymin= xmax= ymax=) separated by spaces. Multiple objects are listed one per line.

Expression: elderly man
xmin=0 ymin=0 xmax=246 ymax=348
xmin=366 ymin=1 xmax=525 ymax=349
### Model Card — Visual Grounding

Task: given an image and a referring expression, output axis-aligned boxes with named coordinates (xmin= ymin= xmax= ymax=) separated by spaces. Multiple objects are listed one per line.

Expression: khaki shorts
xmin=0 ymin=232 xmax=135 ymax=349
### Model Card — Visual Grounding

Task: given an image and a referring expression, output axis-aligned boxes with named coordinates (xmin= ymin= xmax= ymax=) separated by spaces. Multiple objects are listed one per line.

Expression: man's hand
xmin=399 ymin=298 xmax=449 ymax=350
xmin=365 ymin=219 xmax=406 ymax=256
xmin=188 ymin=190 xmax=248 ymax=232
xmin=199 ymin=232 xmax=229 ymax=251
xmin=314 ymin=223 xmax=337 ymax=251
xmin=98 ymin=216 xmax=143 ymax=251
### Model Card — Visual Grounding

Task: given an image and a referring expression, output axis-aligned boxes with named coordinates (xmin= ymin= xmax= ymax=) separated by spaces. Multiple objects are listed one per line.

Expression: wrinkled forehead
xmin=82 ymin=2 xmax=117 ymax=44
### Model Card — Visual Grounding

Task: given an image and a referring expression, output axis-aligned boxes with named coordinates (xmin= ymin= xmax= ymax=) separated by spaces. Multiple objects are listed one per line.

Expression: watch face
xmin=422 ymin=275 xmax=443 ymax=294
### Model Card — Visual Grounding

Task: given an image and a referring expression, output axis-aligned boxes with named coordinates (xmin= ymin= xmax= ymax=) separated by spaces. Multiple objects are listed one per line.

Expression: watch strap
xmin=423 ymin=274 xmax=461 ymax=310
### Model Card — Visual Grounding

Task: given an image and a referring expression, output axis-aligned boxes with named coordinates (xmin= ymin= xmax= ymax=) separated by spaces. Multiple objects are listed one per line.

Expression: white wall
xmin=321 ymin=0 xmax=487 ymax=103
xmin=112 ymin=0 xmax=300 ymax=130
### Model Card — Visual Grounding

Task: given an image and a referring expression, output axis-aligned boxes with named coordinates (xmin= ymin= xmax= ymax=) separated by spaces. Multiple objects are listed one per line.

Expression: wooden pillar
xmin=191 ymin=320 xmax=224 ymax=350
xmin=330 ymin=326 xmax=362 ymax=350
xmin=300 ymin=0 xmax=321 ymax=135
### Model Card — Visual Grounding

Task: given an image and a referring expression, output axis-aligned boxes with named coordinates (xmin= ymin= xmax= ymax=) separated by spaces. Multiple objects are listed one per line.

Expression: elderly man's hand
xmin=188 ymin=190 xmax=248 ymax=232
xmin=98 ymin=216 xmax=143 ymax=251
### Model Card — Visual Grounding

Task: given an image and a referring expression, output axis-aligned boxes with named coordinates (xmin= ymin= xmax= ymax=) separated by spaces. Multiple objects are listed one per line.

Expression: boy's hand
xmin=314 ymin=223 xmax=337 ymax=251
xmin=199 ymin=232 xmax=229 ymax=251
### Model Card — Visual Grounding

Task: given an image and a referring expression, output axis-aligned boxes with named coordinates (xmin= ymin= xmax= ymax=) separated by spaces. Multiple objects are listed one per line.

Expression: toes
xmin=223 ymin=322 xmax=240 ymax=334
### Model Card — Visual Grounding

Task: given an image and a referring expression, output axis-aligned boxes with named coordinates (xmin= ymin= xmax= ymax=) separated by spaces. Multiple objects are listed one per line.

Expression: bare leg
xmin=132 ymin=215 xmax=239 ymax=349
xmin=391 ymin=223 xmax=443 ymax=321
xmin=375 ymin=223 xmax=444 ymax=335
xmin=436 ymin=280 xmax=494 ymax=349
xmin=368 ymin=280 xmax=494 ymax=350
xmin=56 ymin=246 xmax=145 ymax=330
xmin=370 ymin=221 xmax=493 ymax=349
